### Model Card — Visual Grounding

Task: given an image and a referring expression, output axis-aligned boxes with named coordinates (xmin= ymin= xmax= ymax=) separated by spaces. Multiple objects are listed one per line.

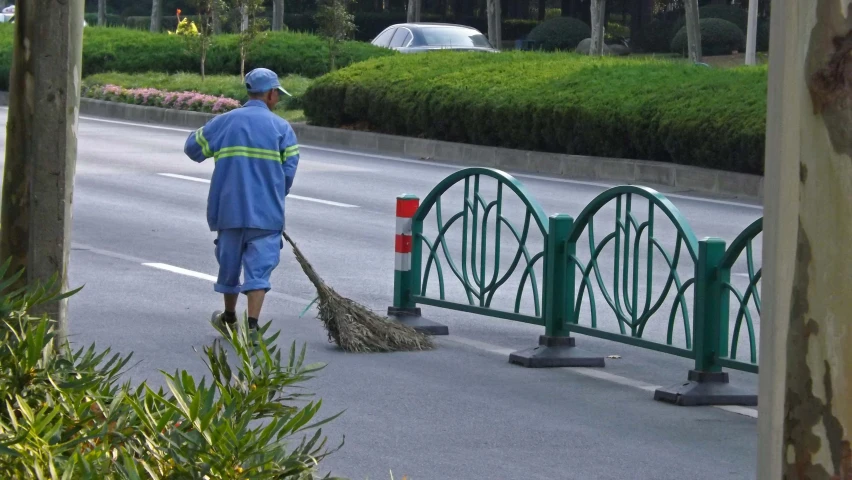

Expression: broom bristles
xmin=283 ymin=233 xmax=435 ymax=353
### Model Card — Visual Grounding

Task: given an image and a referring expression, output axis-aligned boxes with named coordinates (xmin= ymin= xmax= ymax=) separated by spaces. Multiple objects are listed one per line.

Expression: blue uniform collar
xmin=243 ymin=99 xmax=270 ymax=110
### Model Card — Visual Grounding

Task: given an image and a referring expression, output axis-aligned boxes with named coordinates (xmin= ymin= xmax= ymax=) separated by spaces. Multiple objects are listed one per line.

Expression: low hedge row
xmin=303 ymin=51 xmax=768 ymax=175
xmin=82 ymin=72 xmax=312 ymax=110
xmin=0 ymin=24 xmax=394 ymax=90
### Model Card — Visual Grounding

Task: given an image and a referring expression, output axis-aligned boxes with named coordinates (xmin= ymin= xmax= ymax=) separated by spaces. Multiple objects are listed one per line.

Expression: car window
xmin=420 ymin=27 xmax=492 ymax=48
xmin=372 ymin=28 xmax=396 ymax=47
xmin=389 ymin=28 xmax=412 ymax=48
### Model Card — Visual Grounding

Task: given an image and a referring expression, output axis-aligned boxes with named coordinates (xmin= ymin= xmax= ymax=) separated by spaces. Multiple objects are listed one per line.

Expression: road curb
xmin=0 ymin=92 xmax=764 ymax=201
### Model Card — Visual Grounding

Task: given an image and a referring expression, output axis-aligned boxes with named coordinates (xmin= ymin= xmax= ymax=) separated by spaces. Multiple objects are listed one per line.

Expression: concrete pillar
xmin=758 ymin=0 xmax=852 ymax=476
xmin=0 ymin=0 xmax=84 ymax=346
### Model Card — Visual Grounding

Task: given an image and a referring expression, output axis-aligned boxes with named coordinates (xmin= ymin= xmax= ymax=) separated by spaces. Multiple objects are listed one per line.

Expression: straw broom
xmin=283 ymin=232 xmax=435 ymax=353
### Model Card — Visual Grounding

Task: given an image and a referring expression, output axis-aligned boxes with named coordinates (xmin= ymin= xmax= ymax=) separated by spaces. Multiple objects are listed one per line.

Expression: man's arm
xmin=281 ymin=127 xmax=300 ymax=196
xmin=184 ymin=124 xmax=215 ymax=163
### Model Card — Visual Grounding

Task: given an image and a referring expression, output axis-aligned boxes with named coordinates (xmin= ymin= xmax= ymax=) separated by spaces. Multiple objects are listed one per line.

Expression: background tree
xmin=187 ymin=0 xmax=228 ymax=80
xmin=589 ymin=0 xmax=605 ymax=55
xmin=1 ymin=0 xmax=85 ymax=346
xmin=229 ymin=0 xmax=268 ymax=79
xmin=315 ymin=0 xmax=356 ymax=72
xmin=406 ymin=0 xmax=421 ymax=22
xmin=150 ymin=0 xmax=162 ymax=32
xmin=98 ymin=0 xmax=106 ymax=25
xmin=757 ymin=0 xmax=852 ymax=475
xmin=682 ymin=0 xmax=702 ymax=62
xmin=272 ymin=0 xmax=284 ymax=30
xmin=486 ymin=0 xmax=501 ymax=48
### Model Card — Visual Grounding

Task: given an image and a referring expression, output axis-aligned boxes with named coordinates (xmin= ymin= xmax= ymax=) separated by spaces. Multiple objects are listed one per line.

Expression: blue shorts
xmin=213 ymin=228 xmax=283 ymax=295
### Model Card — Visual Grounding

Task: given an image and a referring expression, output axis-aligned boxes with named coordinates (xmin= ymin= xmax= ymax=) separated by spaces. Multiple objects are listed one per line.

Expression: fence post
xmin=654 ymin=238 xmax=757 ymax=406
xmin=387 ymin=194 xmax=448 ymax=336
xmin=509 ymin=214 xmax=605 ymax=368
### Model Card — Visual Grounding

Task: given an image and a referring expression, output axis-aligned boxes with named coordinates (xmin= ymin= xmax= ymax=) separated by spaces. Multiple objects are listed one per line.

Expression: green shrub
xmin=671 ymin=18 xmax=745 ymax=56
xmin=303 ymin=51 xmax=767 ymax=175
xmin=84 ymin=12 xmax=124 ymax=26
xmin=0 ymin=24 xmax=394 ymax=82
xmin=0 ymin=25 xmax=11 ymax=91
xmin=0 ymin=259 xmax=342 ymax=478
xmin=670 ymin=5 xmax=749 ymax=37
xmin=604 ymin=22 xmax=630 ymax=42
xmin=526 ymin=16 xmax=591 ymax=51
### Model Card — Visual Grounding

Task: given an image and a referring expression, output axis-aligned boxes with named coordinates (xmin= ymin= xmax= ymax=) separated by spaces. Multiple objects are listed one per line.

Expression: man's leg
xmin=212 ymin=229 xmax=244 ymax=332
xmin=241 ymin=229 xmax=283 ymax=330
xmin=246 ymin=290 xmax=265 ymax=326
xmin=224 ymin=293 xmax=239 ymax=316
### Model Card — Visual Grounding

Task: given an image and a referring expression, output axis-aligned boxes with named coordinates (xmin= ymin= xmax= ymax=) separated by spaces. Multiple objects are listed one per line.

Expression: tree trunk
xmin=407 ymin=0 xmax=421 ymax=22
xmin=212 ymin=1 xmax=221 ymax=34
xmin=1 ymin=0 xmax=84 ymax=347
xmin=272 ymin=0 xmax=284 ymax=31
xmin=486 ymin=0 xmax=500 ymax=48
xmin=744 ymin=0 xmax=758 ymax=64
xmin=240 ymin=43 xmax=246 ymax=80
xmin=150 ymin=0 xmax=162 ymax=32
xmin=98 ymin=0 xmax=106 ymax=26
xmin=757 ymin=0 xmax=852 ymax=477
xmin=589 ymin=0 xmax=606 ymax=55
xmin=682 ymin=0 xmax=702 ymax=62
xmin=241 ymin=4 xmax=248 ymax=32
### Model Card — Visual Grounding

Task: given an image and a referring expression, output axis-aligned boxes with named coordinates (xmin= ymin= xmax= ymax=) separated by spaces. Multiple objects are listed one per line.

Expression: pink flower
xmin=86 ymin=84 xmax=243 ymax=114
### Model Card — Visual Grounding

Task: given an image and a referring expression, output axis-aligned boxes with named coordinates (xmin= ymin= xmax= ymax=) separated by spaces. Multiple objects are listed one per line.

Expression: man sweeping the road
xmin=183 ymin=67 xmax=300 ymax=339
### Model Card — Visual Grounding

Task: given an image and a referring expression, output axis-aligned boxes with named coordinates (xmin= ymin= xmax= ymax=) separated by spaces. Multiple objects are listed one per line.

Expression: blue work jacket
xmin=184 ymin=100 xmax=300 ymax=232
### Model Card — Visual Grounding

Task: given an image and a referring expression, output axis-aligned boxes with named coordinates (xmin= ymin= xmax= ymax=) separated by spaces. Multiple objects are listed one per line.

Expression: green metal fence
xmin=390 ymin=168 xmax=763 ymax=406
xmin=399 ymin=168 xmax=550 ymax=325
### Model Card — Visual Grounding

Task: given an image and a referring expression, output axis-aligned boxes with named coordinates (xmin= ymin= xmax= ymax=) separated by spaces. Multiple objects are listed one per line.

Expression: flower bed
xmin=83 ymin=84 xmax=242 ymax=114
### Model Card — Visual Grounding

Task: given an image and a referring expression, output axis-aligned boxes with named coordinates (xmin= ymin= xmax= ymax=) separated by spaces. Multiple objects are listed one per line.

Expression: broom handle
xmin=282 ymin=232 xmax=327 ymax=291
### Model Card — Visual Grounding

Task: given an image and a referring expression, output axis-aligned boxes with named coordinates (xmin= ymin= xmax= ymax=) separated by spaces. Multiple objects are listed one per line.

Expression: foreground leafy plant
xmin=0 ymin=259 xmax=343 ymax=479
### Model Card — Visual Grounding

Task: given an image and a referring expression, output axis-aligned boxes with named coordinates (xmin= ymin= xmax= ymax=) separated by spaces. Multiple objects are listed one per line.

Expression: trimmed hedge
xmin=526 ymin=17 xmax=591 ymax=51
xmin=671 ymin=18 xmax=745 ymax=56
xmin=303 ymin=51 xmax=768 ymax=175
xmin=0 ymin=24 xmax=394 ymax=90
xmin=669 ymin=5 xmax=748 ymax=39
xmin=636 ymin=6 xmax=770 ymax=54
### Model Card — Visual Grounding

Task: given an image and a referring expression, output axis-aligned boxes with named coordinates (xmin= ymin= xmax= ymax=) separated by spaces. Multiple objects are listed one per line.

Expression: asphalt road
xmin=0 ymin=108 xmax=763 ymax=480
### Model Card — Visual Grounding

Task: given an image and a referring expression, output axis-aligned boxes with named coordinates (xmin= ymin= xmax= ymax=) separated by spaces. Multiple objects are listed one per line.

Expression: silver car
xmin=371 ymin=23 xmax=498 ymax=53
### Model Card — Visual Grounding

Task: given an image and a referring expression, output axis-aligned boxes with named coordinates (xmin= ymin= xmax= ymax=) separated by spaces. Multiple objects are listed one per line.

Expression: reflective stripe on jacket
xmin=184 ymin=99 xmax=300 ymax=232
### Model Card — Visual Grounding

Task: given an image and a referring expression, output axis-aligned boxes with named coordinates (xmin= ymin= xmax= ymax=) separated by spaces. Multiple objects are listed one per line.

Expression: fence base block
xmin=508 ymin=335 xmax=606 ymax=368
xmin=386 ymin=307 xmax=449 ymax=336
xmin=653 ymin=370 xmax=758 ymax=406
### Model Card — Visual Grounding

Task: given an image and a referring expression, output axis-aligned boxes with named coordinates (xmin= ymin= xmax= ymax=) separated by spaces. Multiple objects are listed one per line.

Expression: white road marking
xmin=139 ymin=261 xmax=315 ymax=306
xmin=158 ymin=173 xmax=210 ymax=184
xmin=443 ymin=335 xmax=759 ymax=419
xmin=22 ymin=110 xmax=763 ymax=212
xmin=76 ymin=243 xmax=759 ymax=419
xmin=157 ymin=173 xmax=359 ymax=208
xmin=714 ymin=405 xmax=759 ymax=418
xmin=143 ymin=262 xmax=218 ymax=281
